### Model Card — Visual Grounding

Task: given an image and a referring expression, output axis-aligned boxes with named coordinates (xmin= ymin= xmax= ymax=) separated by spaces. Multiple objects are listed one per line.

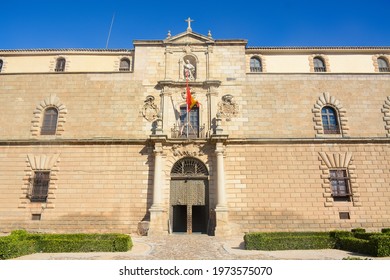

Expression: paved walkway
xmin=14 ymin=234 xmax=386 ymax=260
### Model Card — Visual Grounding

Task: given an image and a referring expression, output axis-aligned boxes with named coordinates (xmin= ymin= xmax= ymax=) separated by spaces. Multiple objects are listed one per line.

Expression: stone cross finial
xmin=185 ymin=17 xmax=194 ymax=31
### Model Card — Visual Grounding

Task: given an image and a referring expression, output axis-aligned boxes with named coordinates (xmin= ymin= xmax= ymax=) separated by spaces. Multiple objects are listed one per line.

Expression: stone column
xmin=148 ymin=140 xmax=167 ymax=235
xmin=213 ymin=139 xmax=231 ymax=237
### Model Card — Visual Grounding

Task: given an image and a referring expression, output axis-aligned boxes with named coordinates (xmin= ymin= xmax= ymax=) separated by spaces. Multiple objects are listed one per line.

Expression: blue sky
xmin=2 ymin=0 xmax=390 ymax=49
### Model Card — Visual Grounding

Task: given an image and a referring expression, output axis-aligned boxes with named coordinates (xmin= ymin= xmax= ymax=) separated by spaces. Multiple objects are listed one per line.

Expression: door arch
xmin=170 ymin=157 xmax=210 ymax=234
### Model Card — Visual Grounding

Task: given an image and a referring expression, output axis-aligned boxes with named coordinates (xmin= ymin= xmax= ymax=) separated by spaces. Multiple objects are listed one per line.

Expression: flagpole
xmin=186 ymin=74 xmax=189 ymax=138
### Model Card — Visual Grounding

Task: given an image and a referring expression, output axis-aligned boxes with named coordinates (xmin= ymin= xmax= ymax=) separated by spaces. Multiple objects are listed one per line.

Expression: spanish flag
xmin=186 ymin=82 xmax=198 ymax=112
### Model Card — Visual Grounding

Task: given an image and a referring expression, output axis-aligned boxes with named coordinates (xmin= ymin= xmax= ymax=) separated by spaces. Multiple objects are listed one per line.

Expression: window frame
xmin=329 ymin=169 xmax=352 ymax=202
xmin=119 ymin=58 xmax=131 ymax=71
xmin=55 ymin=57 xmax=66 ymax=72
xmin=250 ymin=56 xmax=262 ymax=72
xmin=378 ymin=57 xmax=390 ymax=72
xmin=29 ymin=171 xmax=50 ymax=202
xmin=179 ymin=104 xmax=200 ymax=138
xmin=0 ymin=59 xmax=3 ymax=72
xmin=40 ymin=107 xmax=59 ymax=135
xmin=321 ymin=106 xmax=340 ymax=134
xmin=313 ymin=56 xmax=327 ymax=72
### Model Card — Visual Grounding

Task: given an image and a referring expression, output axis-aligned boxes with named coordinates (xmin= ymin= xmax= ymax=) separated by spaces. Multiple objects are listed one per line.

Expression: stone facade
xmin=1 ymin=24 xmax=390 ymax=236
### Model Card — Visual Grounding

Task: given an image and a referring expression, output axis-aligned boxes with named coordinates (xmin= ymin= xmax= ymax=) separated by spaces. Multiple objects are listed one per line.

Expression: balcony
xmin=171 ymin=123 xmax=205 ymax=139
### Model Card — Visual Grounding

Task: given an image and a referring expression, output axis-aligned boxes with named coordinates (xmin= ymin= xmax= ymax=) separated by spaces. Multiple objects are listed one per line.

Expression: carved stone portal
xmin=217 ymin=94 xmax=238 ymax=120
xmin=142 ymin=95 xmax=159 ymax=122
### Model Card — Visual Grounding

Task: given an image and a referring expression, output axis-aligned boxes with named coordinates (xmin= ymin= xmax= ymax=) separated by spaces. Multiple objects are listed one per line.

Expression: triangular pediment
xmin=164 ymin=30 xmax=214 ymax=45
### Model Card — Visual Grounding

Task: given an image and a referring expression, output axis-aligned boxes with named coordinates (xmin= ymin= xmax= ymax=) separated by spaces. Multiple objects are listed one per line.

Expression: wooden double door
xmin=170 ymin=179 xmax=209 ymax=234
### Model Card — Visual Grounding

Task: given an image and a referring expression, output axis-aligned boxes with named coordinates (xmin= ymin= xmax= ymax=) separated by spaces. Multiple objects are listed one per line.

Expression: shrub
xmin=338 ymin=237 xmax=373 ymax=256
xmin=369 ymin=235 xmax=390 ymax=257
xmin=0 ymin=231 xmax=132 ymax=259
xmin=0 ymin=233 xmax=36 ymax=260
xmin=244 ymin=232 xmax=335 ymax=251
xmin=351 ymin=228 xmax=366 ymax=233
xmin=381 ymin=228 xmax=390 ymax=235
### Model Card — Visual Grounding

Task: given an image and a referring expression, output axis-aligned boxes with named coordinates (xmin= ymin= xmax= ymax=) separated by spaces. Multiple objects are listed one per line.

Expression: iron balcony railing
xmin=323 ymin=124 xmax=340 ymax=134
xmin=171 ymin=123 xmax=205 ymax=139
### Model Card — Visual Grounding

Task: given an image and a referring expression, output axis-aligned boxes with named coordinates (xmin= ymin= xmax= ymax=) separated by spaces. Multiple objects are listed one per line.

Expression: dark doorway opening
xmin=172 ymin=205 xmax=187 ymax=232
xmin=192 ymin=206 xmax=207 ymax=233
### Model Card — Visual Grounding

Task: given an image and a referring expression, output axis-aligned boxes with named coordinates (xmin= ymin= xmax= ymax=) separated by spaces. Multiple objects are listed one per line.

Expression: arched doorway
xmin=170 ymin=157 xmax=209 ymax=234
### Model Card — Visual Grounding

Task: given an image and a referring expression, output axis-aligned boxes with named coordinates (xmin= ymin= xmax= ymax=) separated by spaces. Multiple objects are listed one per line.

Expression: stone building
xmin=1 ymin=21 xmax=390 ymax=236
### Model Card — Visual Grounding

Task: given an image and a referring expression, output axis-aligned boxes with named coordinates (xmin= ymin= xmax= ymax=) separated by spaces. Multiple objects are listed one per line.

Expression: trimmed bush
xmin=244 ymin=232 xmax=335 ymax=251
xmin=338 ymin=237 xmax=373 ymax=256
xmin=351 ymin=228 xmax=366 ymax=233
xmin=370 ymin=235 xmax=390 ymax=257
xmin=0 ymin=231 xmax=132 ymax=259
xmin=0 ymin=231 xmax=36 ymax=260
xmin=381 ymin=228 xmax=390 ymax=235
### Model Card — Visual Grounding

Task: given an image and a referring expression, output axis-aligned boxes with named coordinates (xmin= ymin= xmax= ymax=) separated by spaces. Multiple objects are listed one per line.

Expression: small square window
xmin=32 ymin=214 xmax=42 ymax=220
xmin=339 ymin=212 xmax=350 ymax=219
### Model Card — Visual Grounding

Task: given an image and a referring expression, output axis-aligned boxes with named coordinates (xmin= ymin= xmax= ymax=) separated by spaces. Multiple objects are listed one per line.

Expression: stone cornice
xmin=2 ymin=137 xmax=390 ymax=146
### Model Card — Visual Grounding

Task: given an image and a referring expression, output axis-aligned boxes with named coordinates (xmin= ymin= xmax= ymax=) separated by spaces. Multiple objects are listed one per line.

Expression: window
xmin=41 ymin=107 xmax=58 ymax=135
xmin=179 ymin=105 xmax=199 ymax=138
xmin=29 ymin=171 xmax=50 ymax=202
xmin=0 ymin=59 xmax=3 ymax=72
xmin=250 ymin=57 xmax=262 ymax=72
xmin=119 ymin=58 xmax=131 ymax=71
xmin=378 ymin=57 xmax=390 ymax=72
xmin=321 ymin=106 xmax=340 ymax=134
xmin=314 ymin=57 xmax=326 ymax=72
xmin=329 ymin=170 xmax=351 ymax=201
xmin=55 ymin=57 xmax=66 ymax=72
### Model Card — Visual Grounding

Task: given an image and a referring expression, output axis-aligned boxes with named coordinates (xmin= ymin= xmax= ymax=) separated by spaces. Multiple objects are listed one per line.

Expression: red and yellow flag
xmin=186 ymin=80 xmax=198 ymax=112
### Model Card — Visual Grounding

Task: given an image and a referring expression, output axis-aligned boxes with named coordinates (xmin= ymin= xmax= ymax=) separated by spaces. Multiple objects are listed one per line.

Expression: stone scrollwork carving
xmin=217 ymin=94 xmax=238 ymax=121
xmin=142 ymin=95 xmax=159 ymax=122
xmin=172 ymin=143 xmax=204 ymax=158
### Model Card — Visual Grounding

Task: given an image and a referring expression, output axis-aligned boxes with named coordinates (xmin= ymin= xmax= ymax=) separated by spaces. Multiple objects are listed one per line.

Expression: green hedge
xmin=244 ymin=229 xmax=390 ymax=257
xmin=244 ymin=232 xmax=335 ymax=251
xmin=381 ymin=228 xmax=390 ymax=234
xmin=0 ymin=230 xmax=132 ymax=259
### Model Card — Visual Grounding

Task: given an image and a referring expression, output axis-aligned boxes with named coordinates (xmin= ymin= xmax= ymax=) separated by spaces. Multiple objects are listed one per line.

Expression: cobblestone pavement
xmin=15 ymin=234 xmax=384 ymax=260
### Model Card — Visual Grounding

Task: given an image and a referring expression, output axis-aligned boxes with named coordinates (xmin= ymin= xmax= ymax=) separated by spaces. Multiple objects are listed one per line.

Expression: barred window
xmin=119 ymin=58 xmax=130 ymax=71
xmin=55 ymin=57 xmax=66 ymax=72
xmin=250 ymin=57 xmax=262 ymax=72
xmin=378 ymin=57 xmax=390 ymax=72
xmin=329 ymin=170 xmax=351 ymax=202
xmin=321 ymin=106 xmax=340 ymax=134
xmin=41 ymin=107 xmax=58 ymax=135
xmin=314 ymin=56 xmax=326 ymax=72
xmin=29 ymin=171 xmax=50 ymax=202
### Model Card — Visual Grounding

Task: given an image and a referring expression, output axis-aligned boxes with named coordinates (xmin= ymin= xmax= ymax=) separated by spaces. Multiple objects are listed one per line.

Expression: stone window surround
xmin=309 ymin=54 xmax=330 ymax=72
xmin=313 ymin=92 xmax=349 ymax=138
xmin=318 ymin=152 xmax=361 ymax=207
xmin=246 ymin=54 xmax=266 ymax=73
xmin=372 ymin=54 xmax=390 ymax=72
xmin=30 ymin=94 xmax=67 ymax=137
xmin=19 ymin=154 xmax=60 ymax=211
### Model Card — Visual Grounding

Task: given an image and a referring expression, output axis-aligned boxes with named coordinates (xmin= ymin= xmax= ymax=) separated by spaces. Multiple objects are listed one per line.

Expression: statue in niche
xmin=182 ymin=56 xmax=196 ymax=81
xmin=141 ymin=95 xmax=159 ymax=122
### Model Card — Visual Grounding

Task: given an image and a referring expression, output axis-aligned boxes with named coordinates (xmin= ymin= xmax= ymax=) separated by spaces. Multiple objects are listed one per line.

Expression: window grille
xmin=171 ymin=157 xmax=209 ymax=178
xmin=314 ymin=57 xmax=326 ymax=72
xmin=41 ymin=108 xmax=58 ymax=135
xmin=329 ymin=170 xmax=351 ymax=201
xmin=28 ymin=171 xmax=50 ymax=202
xmin=378 ymin=57 xmax=390 ymax=72
xmin=250 ymin=57 xmax=262 ymax=72
xmin=321 ymin=106 xmax=340 ymax=134
xmin=55 ymin=58 xmax=66 ymax=72
xmin=119 ymin=58 xmax=130 ymax=71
